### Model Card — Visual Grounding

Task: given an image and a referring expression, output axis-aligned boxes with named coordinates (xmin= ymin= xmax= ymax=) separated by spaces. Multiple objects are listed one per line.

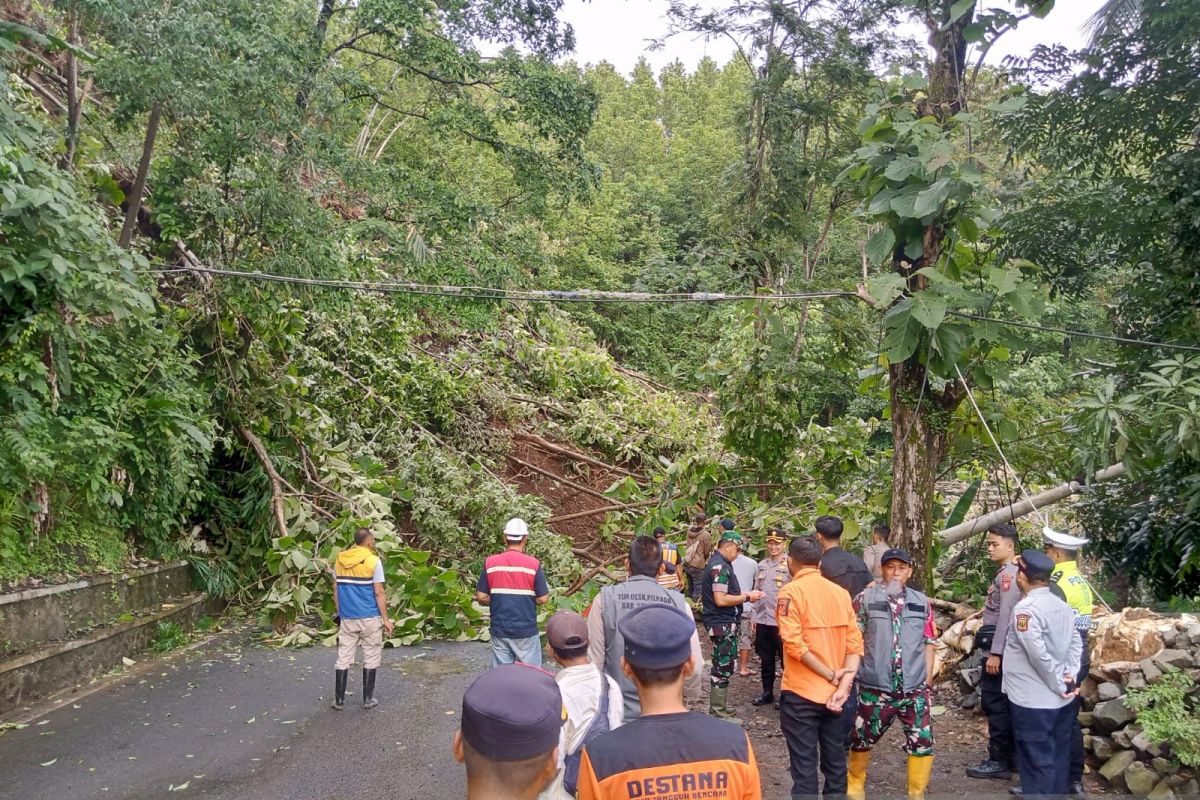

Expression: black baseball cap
xmin=880 ymin=547 xmax=913 ymax=566
xmin=1019 ymin=549 xmax=1055 ymax=582
xmin=460 ymin=664 xmax=565 ymax=760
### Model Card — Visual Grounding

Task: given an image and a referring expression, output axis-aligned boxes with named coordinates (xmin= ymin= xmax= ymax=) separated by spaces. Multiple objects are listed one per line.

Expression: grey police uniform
xmin=1002 ymin=586 xmax=1083 ymax=797
xmin=976 ymin=561 xmax=1020 ymax=770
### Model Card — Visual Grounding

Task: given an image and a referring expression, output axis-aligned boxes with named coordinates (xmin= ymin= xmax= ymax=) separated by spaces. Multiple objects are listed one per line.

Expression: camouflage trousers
xmin=850 ymin=686 xmax=934 ymax=756
xmin=708 ymin=624 xmax=738 ymax=688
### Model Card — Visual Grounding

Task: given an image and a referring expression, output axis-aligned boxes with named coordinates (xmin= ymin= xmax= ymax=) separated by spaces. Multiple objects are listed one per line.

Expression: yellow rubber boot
xmin=848 ymin=749 xmax=871 ymax=800
xmin=907 ymin=754 xmax=933 ymax=799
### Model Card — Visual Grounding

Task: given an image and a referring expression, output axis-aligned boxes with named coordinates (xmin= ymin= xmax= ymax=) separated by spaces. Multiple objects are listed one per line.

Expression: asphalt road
xmin=0 ymin=626 xmax=486 ymax=800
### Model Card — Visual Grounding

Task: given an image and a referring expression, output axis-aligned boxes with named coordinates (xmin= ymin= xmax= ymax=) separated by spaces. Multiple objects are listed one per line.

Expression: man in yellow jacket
xmin=332 ymin=527 xmax=393 ymax=710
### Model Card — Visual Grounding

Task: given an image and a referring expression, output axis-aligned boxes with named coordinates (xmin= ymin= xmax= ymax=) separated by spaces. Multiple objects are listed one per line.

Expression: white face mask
xmin=885 ymin=577 xmax=904 ymax=597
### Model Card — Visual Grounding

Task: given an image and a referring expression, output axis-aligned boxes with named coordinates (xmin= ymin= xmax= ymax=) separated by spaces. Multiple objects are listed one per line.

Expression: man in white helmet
xmin=476 ymin=517 xmax=551 ymax=666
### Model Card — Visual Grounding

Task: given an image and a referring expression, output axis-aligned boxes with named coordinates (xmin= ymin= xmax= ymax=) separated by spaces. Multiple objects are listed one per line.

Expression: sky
xmin=554 ymin=0 xmax=1107 ymax=76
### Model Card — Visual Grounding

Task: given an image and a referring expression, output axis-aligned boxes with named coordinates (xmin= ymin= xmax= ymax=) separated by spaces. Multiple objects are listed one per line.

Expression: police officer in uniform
xmin=750 ymin=527 xmax=790 ymax=707
xmin=1004 ymin=550 xmax=1083 ymax=799
xmin=702 ymin=530 xmax=763 ymax=721
xmin=1045 ymin=528 xmax=1095 ymax=799
xmin=967 ymin=523 xmax=1021 ymax=780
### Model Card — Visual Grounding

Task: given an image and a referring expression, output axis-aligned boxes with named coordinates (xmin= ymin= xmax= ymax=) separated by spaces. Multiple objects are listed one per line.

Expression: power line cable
xmin=945 ymin=311 xmax=1200 ymax=354
xmin=144 ymin=264 xmax=1200 ymax=353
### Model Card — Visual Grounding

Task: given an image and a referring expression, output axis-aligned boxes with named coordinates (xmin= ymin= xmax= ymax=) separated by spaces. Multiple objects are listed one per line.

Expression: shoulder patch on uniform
xmin=777 ymin=598 xmax=790 ymax=617
xmin=1016 ymin=613 xmax=1030 ymax=632
xmin=1000 ymin=572 xmax=1013 ymax=592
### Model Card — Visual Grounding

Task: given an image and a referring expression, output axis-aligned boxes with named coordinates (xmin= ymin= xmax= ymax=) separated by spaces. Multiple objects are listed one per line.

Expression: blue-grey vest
xmin=857 ymin=586 xmax=931 ymax=693
xmin=600 ymin=575 xmax=686 ymax=719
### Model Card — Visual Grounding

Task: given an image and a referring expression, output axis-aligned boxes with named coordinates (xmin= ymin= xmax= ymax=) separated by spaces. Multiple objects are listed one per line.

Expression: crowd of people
xmin=330 ymin=513 xmax=1096 ymax=800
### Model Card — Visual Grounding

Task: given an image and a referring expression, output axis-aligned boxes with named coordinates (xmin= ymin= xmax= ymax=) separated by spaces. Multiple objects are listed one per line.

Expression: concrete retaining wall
xmin=0 ymin=593 xmax=218 ymax=715
xmin=0 ymin=562 xmax=195 ymax=656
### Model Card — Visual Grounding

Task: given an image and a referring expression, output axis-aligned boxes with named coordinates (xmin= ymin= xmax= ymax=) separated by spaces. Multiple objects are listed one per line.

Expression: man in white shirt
xmin=732 ymin=544 xmax=758 ymax=677
xmin=540 ymin=611 xmax=624 ymax=800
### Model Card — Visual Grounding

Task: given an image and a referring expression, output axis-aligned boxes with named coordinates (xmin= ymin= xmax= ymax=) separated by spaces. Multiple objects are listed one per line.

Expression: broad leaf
xmin=865 ymin=229 xmax=897 ymax=266
xmin=867 ymin=271 xmax=906 ymax=305
xmin=911 ymin=292 xmax=948 ymax=329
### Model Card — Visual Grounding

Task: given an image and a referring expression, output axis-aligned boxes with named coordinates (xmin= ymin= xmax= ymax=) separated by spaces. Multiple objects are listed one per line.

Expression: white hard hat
xmin=1042 ymin=526 xmax=1090 ymax=549
xmin=504 ymin=517 xmax=530 ymax=540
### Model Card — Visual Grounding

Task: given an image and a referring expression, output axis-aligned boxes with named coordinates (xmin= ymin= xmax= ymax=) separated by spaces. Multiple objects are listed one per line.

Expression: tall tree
xmin=848 ymin=0 xmax=1056 ymax=588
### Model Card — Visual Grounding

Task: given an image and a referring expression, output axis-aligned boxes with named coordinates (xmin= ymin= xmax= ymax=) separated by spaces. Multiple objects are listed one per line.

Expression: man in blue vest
xmin=331 ymin=527 xmax=393 ymax=710
xmin=847 ymin=548 xmax=937 ymax=800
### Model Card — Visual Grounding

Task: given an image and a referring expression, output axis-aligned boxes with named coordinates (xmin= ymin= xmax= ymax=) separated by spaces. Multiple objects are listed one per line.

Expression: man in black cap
xmin=1003 ymin=549 xmax=1083 ymax=799
xmin=453 ymin=663 xmax=566 ymax=800
xmin=575 ymin=603 xmax=761 ymax=800
xmin=702 ymin=530 xmax=764 ymax=721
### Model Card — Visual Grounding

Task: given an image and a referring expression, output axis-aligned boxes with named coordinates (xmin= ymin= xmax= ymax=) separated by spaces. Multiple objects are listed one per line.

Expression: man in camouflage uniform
xmin=701 ymin=530 xmax=763 ymax=722
xmin=847 ymin=548 xmax=937 ymax=800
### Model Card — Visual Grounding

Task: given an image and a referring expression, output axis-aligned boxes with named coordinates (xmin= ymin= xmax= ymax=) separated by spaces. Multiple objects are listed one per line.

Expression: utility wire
xmin=945 ymin=311 xmax=1200 ymax=354
xmin=146 ymin=265 xmax=858 ymax=304
xmin=145 ymin=264 xmax=1200 ymax=353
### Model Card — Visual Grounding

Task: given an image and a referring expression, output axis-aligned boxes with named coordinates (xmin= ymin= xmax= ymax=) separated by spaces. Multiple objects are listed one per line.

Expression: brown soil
xmin=504 ymin=431 xmax=631 ymax=561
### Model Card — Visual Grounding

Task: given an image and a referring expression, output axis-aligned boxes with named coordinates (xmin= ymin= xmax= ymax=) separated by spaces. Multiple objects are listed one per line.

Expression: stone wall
xmin=1081 ymin=612 xmax=1200 ymax=799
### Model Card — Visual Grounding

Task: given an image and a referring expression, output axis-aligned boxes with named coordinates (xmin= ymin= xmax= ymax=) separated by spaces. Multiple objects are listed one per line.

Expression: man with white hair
xmin=476 ymin=517 xmax=550 ymax=666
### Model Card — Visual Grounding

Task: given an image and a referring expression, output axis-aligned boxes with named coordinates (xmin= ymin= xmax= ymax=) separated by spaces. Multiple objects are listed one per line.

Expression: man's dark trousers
xmin=780 ymin=690 xmax=847 ymax=798
xmin=685 ymin=565 xmax=704 ymax=600
xmin=841 ymin=681 xmax=858 ymax=750
xmin=754 ymin=624 xmax=783 ymax=695
xmin=1068 ymin=631 xmax=1091 ymax=785
xmin=1011 ymin=700 xmax=1074 ymax=797
xmin=980 ymin=667 xmax=1015 ymax=768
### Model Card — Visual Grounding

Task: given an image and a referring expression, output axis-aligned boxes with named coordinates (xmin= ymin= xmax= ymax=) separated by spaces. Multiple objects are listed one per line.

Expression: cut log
xmin=937 ymin=463 xmax=1127 ymax=544
xmin=511 ymin=431 xmax=647 ymax=481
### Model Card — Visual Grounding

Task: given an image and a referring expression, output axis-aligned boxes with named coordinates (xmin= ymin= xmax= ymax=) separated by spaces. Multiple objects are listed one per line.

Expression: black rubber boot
xmin=331 ymin=669 xmax=347 ymax=710
xmin=965 ymin=759 xmax=1011 ymax=779
xmin=750 ymin=691 xmax=775 ymax=707
xmin=362 ymin=668 xmax=378 ymax=709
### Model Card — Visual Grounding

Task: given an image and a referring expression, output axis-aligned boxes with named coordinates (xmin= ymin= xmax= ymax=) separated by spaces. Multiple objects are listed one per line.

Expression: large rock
xmin=1134 ymin=729 xmax=1165 ymax=757
xmin=1127 ymin=762 xmax=1162 ymax=796
xmin=1154 ymin=649 xmax=1193 ymax=672
xmin=1099 ymin=681 xmax=1124 ymax=701
xmin=1081 ymin=676 xmax=1101 ymax=709
xmin=1092 ymin=609 xmax=1173 ymax=665
xmin=1114 ymin=727 xmax=1136 ymax=749
xmin=1129 ymin=672 xmax=1149 ymax=690
xmin=1100 ymin=750 xmax=1139 ymax=782
xmin=1093 ymin=736 xmax=1115 ymax=760
xmin=1094 ymin=696 xmax=1136 ymax=732
xmin=1149 ymin=779 xmax=1178 ymax=800
xmin=1178 ymin=778 xmax=1198 ymax=796
xmin=1153 ymin=758 xmax=1180 ymax=776
xmin=1143 ymin=657 xmax=1165 ymax=685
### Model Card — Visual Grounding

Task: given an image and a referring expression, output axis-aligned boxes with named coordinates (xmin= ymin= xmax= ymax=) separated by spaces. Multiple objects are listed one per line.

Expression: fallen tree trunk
xmin=547 ymin=499 xmax=663 ymax=524
xmin=937 ymin=463 xmax=1127 ymax=545
xmin=511 ymin=431 xmax=647 ymax=481
xmin=239 ymin=425 xmax=289 ymax=537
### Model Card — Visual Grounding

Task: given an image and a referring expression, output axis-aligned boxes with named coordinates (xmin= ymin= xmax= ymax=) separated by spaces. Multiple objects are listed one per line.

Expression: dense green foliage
xmin=1 ymin=0 xmax=1197 ymax=632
